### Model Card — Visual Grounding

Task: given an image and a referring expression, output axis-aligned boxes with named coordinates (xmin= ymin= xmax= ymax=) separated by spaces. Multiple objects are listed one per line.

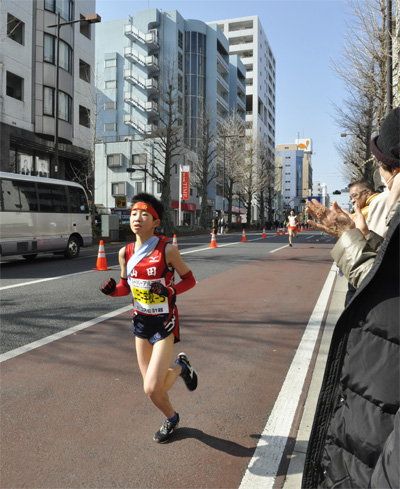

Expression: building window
xmin=104 ymin=123 xmax=117 ymax=131
xmin=104 ymin=58 xmax=117 ymax=68
xmin=112 ymin=182 xmax=126 ymax=195
xmin=132 ymin=154 xmax=147 ymax=166
xmin=79 ymin=59 xmax=91 ymax=82
xmin=44 ymin=33 xmax=55 ymax=63
xmin=59 ymin=39 xmax=72 ymax=73
xmin=44 ymin=0 xmax=73 ymax=22
xmin=136 ymin=182 xmax=144 ymax=194
xmin=105 ymin=80 xmax=117 ymax=89
xmin=80 ymin=14 xmax=91 ymax=39
xmin=43 ymin=87 xmax=54 ymax=115
xmin=178 ymin=52 xmax=183 ymax=71
xmin=58 ymin=91 xmax=72 ymax=122
xmin=44 ymin=34 xmax=72 ymax=73
xmin=178 ymin=30 xmax=183 ymax=49
xmin=79 ymin=105 xmax=90 ymax=128
xmin=104 ymin=102 xmax=116 ymax=110
xmin=6 ymin=71 xmax=23 ymax=101
xmin=107 ymin=154 xmax=121 ymax=167
xmin=178 ymin=74 xmax=183 ymax=93
xmin=7 ymin=13 xmax=24 ymax=45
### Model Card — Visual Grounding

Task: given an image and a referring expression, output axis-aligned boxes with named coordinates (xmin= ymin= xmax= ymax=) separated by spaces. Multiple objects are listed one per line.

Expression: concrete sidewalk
xmin=282 ymin=273 xmax=348 ymax=488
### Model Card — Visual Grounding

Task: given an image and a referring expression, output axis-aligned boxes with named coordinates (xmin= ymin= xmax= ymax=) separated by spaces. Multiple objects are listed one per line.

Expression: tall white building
xmin=94 ymin=9 xmax=246 ymax=225
xmin=210 ymin=16 xmax=276 ymax=221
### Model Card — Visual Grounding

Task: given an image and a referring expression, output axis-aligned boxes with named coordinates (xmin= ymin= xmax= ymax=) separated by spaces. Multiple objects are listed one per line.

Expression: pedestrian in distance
xmin=219 ymin=216 xmax=225 ymax=235
xmin=100 ymin=193 xmax=197 ymax=444
xmin=287 ymin=210 xmax=298 ymax=247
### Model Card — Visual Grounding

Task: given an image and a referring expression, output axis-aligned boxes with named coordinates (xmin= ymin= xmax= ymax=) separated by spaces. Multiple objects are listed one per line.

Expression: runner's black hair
xmin=131 ymin=193 xmax=164 ymax=220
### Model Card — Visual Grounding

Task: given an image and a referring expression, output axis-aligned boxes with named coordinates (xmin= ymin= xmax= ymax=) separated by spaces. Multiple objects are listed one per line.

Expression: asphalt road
xmin=1 ymin=230 xmax=337 ymax=489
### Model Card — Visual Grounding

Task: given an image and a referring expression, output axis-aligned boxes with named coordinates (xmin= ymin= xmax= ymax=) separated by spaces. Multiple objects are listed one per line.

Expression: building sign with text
xmin=182 ymin=165 xmax=190 ymax=200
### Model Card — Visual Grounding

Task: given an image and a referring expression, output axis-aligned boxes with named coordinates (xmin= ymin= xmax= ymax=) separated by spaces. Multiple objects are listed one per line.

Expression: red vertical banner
xmin=182 ymin=166 xmax=190 ymax=200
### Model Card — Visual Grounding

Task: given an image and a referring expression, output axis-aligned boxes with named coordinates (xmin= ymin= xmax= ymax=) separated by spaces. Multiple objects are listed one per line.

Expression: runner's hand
xmin=150 ymin=282 xmax=172 ymax=297
xmin=100 ymin=278 xmax=116 ymax=295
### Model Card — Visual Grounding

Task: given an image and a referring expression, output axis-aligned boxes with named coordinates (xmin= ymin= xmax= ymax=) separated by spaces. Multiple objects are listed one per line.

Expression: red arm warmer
xmin=171 ymin=270 xmax=196 ymax=295
xmin=111 ymin=277 xmax=131 ymax=297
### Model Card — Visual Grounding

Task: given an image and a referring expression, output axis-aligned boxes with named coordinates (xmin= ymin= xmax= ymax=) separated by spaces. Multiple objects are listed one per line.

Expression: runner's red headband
xmin=131 ymin=202 xmax=159 ymax=220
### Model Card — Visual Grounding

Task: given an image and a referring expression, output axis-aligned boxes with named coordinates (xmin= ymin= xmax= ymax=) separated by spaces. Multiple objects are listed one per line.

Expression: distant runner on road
xmin=100 ymin=193 xmax=197 ymax=444
xmin=287 ymin=210 xmax=299 ymax=247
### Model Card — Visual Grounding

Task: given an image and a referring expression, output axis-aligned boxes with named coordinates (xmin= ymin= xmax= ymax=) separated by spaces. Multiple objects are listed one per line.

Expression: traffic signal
xmin=332 ymin=190 xmax=341 ymax=195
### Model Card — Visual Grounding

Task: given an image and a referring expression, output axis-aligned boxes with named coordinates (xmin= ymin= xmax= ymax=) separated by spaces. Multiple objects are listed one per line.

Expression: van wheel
xmin=65 ymin=236 xmax=80 ymax=259
xmin=22 ymin=254 xmax=37 ymax=261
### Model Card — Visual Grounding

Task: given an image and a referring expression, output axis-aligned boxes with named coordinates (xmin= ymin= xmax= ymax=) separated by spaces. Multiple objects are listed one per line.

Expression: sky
xmin=95 ymin=0 xmax=353 ymax=207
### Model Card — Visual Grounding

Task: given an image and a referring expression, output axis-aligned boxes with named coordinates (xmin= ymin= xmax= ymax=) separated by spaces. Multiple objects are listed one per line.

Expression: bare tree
xmin=332 ymin=0 xmax=398 ymax=184
xmin=216 ymin=114 xmax=246 ymax=225
xmin=151 ymin=65 xmax=184 ymax=234
xmin=191 ymin=105 xmax=217 ymax=228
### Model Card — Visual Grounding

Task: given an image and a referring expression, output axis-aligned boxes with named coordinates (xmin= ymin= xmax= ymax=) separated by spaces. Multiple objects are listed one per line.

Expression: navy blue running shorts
xmin=132 ymin=310 xmax=180 ymax=344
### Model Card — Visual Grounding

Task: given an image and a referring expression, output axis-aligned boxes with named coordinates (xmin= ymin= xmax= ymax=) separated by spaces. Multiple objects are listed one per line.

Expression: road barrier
xmin=92 ymin=240 xmax=111 ymax=271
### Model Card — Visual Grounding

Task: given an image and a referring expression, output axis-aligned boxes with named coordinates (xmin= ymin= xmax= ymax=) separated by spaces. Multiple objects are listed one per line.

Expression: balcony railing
xmin=124 ymin=47 xmax=159 ymax=72
xmin=124 ymin=25 xmax=159 ymax=50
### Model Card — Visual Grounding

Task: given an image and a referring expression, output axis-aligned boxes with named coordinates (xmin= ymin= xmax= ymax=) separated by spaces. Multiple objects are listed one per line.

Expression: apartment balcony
xmin=124 ymin=47 xmax=159 ymax=72
xmin=124 ymin=115 xmax=158 ymax=134
xmin=237 ymin=96 xmax=246 ymax=112
xmin=124 ymin=25 xmax=159 ymax=51
xmin=216 ymin=51 xmax=229 ymax=75
xmin=216 ymin=92 xmax=229 ymax=114
xmin=124 ymin=70 xmax=159 ymax=94
xmin=124 ymin=92 xmax=159 ymax=117
xmin=216 ymin=72 xmax=229 ymax=94
xmin=237 ymin=78 xmax=246 ymax=96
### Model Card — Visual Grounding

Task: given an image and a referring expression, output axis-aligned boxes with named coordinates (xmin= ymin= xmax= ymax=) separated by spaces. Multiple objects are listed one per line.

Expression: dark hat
xmin=370 ymin=107 xmax=400 ymax=168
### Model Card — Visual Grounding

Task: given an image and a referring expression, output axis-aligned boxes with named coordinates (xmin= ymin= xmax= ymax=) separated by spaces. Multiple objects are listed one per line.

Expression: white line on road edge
xmin=239 ymin=263 xmax=337 ymax=489
xmin=1 ymin=238 xmax=273 ymax=290
xmin=0 ymin=305 xmax=132 ymax=363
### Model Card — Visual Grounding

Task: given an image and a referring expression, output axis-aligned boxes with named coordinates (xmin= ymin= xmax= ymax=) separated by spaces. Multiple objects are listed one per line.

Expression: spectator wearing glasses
xmin=344 ymin=179 xmax=379 ymax=305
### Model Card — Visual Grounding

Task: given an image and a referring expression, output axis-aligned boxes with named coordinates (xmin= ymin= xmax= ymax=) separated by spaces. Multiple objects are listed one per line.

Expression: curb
xmin=282 ymin=274 xmax=348 ymax=488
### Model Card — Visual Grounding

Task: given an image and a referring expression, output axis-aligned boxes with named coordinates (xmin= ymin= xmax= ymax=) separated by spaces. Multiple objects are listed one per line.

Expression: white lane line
xmin=0 ymin=305 xmax=132 ymax=363
xmin=1 ymin=238 xmax=279 ymax=290
xmin=239 ymin=263 xmax=337 ymax=489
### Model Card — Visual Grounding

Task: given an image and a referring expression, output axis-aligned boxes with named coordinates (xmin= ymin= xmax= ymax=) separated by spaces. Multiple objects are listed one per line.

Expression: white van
xmin=0 ymin=172 xmax=92 ymax=259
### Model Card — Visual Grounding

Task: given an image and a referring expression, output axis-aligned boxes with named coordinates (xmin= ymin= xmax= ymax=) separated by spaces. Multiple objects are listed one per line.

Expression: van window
xmin=37 ymin=183 xmax=68 ymax=212
xmin=69 ymin=186 xmax=89 ymax=213
xmin=1 ymin=179 xmax=38 ymax=211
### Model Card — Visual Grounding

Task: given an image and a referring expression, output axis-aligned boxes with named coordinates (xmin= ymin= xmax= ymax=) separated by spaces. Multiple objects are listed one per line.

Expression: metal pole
xmin=179 ymin=162 xmax=182 ymax=226
xmin=386 ymin=0 xmax=393 ymax=115
xmin=54 ymin=12 xmax=60 ymax=174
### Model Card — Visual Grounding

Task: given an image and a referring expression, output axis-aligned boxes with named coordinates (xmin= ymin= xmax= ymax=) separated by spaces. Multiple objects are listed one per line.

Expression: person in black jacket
xmin=302 ymin=109 xmax=400 ymax=489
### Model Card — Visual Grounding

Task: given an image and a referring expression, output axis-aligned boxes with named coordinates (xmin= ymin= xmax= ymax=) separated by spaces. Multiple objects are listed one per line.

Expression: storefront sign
xmin=182 ymin=165 xmax=190 ymax=200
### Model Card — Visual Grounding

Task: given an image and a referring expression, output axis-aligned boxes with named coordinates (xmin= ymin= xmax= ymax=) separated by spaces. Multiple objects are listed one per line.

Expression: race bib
xmin=130 ymin=278 xmax=169 ymax=315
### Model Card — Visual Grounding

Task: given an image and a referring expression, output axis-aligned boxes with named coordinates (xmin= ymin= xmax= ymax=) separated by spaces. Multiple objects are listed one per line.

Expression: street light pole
xmin=47 ymin=13 xmax=101 ymax=174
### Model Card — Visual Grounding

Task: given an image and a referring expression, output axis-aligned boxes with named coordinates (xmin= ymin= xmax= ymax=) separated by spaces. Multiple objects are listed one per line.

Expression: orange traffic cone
xmin=262 ymin=227 xmax=266 ymax=239
xmin=282 ymin=228 xmax=285 ymax=235
xmin=172 ymin=234 xmax=178 ymax=248
xmin=209 ymin=231 xmax=217 ymax=248
xmin=276 ymin=229 xmax=280 ymax=236
xmin=241 ymin=229 xmax=247 ymax=242
xmin=301 ymin=226 xmax=304 ymax=232
xmin=92 ymin=240 xmax=111 ymax=271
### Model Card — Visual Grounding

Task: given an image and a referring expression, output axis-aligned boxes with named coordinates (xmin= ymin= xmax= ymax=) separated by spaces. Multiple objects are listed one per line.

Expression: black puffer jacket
xmin=302 ymin=207 xmax=399 ymax=489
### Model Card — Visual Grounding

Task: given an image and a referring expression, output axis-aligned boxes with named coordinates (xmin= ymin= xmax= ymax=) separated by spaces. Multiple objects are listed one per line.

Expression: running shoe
xmin=289 ymin=243 xmax=292 ymax=247
xmin=153 ymin=413 xmax=180 ymax=443
xmin=176 ymin=352 xmax=198 ymax=391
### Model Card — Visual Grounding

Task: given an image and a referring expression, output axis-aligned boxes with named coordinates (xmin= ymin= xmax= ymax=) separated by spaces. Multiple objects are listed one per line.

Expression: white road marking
xmin=0 ymin=236 xmax=277 ymax=290
xmin=239 ymin=263 xmax=337 ymax=489
xmin=0 ymin=305 xmax=132 ymax=363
